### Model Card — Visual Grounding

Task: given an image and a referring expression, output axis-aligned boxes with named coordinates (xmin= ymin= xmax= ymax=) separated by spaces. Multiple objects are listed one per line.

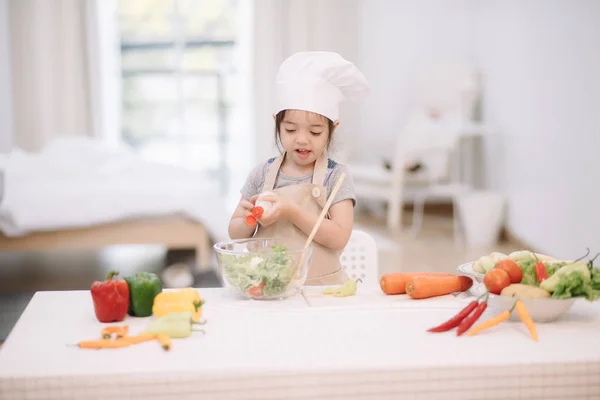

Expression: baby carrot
xmin=405 ymin=275 xmax=473 ymax=299
xmin=515 ymin=300 xmax=538 ymax=341
xmin=380 ymin=272 xmax=453 ymax=295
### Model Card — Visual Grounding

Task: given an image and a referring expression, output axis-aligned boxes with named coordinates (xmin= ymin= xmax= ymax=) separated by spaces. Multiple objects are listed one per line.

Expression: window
xmin=117 ymin=0 xmax=241 ymax=191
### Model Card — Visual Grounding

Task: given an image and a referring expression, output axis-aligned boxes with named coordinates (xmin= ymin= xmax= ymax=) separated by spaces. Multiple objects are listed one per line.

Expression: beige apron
xmin=254 ymin=151 xmax=348 ymax=286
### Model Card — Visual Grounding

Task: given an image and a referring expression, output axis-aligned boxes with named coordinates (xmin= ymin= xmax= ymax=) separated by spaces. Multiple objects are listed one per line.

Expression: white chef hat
xmin=274 ymin=51 xmax=370 ymax=121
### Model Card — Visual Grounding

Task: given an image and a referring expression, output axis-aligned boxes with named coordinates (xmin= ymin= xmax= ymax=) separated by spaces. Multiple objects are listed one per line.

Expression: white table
xmin=1 ymin=286 xmax=599 ymax=400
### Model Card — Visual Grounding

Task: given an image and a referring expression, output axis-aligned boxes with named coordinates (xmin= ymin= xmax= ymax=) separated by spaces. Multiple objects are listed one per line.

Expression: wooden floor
xmin=0 ymin=209 xmax=524 ymax=342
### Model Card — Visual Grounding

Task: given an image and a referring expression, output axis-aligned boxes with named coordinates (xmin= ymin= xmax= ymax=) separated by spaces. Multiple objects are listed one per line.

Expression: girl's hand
xmin=256 ymin=193 xmax=294 ymax=227
xmin=240 ymin=194 xmax=259 ymax=218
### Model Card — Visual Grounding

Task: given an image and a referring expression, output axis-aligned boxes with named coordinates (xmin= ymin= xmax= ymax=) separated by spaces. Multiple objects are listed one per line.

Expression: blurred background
xmin=0 ymin=0 xmax=599 ymax=340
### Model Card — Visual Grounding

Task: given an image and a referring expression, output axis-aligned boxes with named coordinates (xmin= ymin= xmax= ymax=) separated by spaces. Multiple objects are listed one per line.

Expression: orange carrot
xmin=380 ymin=272 xmax=453 ymax=295
xmin=76 ymin=334 xmax=156 ymax=349
xmin=405 ymin=275 xmax=473 ymax=299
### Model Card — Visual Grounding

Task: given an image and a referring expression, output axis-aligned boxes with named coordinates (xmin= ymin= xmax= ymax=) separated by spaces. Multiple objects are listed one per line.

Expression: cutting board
xmin=301 ymin=285 xmax=473 ymax=310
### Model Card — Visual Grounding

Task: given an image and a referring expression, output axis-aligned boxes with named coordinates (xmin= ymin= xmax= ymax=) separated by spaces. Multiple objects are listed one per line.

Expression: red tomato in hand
xmin=484 ymin=269 xmax=511 ymax=295
xmin=495 ymin=259 xmax=523 ymax=284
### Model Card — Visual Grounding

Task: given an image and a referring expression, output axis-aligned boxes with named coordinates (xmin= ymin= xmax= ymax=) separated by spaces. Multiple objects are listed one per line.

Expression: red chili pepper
xmin=90 ymin=270 xmax=129 ymax=323
xmin=427 ymin=300 xmax=479 ymax=332
xmin=251 ymin=206 xmax=264 ymax=219
xmin=535 ymin=261 xmax=548 ymax=283
xmin=457 ymin=300 xmax=488 ymax=336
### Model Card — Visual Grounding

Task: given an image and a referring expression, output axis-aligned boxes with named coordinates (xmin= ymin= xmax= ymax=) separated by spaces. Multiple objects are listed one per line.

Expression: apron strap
xmin=312 ymin=151 xmax=328 ymax=186
xmin=263 ymin=154 xmax=285 ymax=191
xmin=263 ymin=151 xmax=328 ymax=191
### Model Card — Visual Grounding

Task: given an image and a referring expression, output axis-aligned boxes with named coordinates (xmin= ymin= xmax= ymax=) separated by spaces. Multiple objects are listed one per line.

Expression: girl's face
xmin=278 ymin=110 xmax=338 ymax=168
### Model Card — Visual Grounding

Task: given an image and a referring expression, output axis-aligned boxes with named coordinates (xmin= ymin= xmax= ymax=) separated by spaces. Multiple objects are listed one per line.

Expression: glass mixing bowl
xmin=214 ymin=238 xmax=312 ymax=300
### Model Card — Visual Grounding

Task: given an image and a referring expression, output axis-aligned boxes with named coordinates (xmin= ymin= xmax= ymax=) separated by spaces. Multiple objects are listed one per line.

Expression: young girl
xmin=228 ymin=51 xmax=370 ymax=285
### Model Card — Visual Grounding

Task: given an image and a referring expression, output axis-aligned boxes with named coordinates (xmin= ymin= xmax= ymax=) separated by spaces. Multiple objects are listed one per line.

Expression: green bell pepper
xmin=125 ymin=272 xmax=163 ymax=317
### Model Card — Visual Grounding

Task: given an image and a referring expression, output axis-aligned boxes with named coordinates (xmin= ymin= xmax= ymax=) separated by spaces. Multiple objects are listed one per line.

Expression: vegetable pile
xmin=85 ymin=271 xmax=206 ymax=351
xmin=475 ymin=249 xmax=600 ymax=301
xmin=219 ymin=244 xmax=298 ymax=298
xmin=426 ymin=248 xmax=600 ymax=340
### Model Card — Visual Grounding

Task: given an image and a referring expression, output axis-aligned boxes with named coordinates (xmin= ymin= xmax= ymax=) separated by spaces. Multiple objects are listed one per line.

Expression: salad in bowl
xmin=214 ymin=238 xmax=312 ymax=300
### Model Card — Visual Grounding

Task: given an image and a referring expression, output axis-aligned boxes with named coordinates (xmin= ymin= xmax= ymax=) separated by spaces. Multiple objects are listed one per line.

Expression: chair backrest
xmin=340 ymin=230 xmax=379 ymax=285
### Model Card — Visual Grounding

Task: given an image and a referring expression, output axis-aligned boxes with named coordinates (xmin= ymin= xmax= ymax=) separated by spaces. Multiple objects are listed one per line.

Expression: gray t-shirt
xmin=240 ymin=157 xmax=356 ymax=207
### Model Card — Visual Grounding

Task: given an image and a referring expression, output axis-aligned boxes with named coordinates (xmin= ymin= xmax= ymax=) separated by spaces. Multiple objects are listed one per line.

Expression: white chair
xmin=347 ymin=60 xmax=486 ymax=243
xmin=340 ymin=230 xmax=379 ymax=285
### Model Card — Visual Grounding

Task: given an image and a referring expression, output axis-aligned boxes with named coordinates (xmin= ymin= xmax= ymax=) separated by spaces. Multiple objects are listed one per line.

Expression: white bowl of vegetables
xmin=214 ymin=238 xmax=312 ymax=300
xmin=463 ymin=249 xmax=600 ymax=323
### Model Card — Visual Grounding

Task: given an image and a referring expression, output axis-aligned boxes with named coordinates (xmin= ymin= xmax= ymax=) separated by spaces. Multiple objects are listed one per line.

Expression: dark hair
xmin=274 ymin=110 xmax=335 ymax=154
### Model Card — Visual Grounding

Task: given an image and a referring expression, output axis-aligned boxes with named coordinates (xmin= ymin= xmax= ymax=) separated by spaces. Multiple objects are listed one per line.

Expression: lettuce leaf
xmin=220 ymin=244 xmax=294 ymax=296
xmin=552 ymin=268 xmax=600 ymax=301
xmin=518 ymin=259 xmax=539 ymax=286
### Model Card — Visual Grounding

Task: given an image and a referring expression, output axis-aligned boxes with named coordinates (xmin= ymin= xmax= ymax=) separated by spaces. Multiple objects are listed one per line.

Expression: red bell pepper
xmin=90 ymin=270 xmax=130 ymax=323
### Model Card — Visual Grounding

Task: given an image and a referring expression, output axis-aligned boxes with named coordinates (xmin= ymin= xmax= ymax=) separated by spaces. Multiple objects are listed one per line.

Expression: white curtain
xmin=8 ymin=0 xmax=120 ymax=152
xmin=249 ymin=0 xmax=362 ymax=164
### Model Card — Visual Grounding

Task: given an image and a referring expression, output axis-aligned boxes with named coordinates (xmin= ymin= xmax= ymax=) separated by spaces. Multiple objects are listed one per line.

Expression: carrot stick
xmin=380 ymin=272 xmax=453 ymax=295
xmin=405 ymin=275 xmax=473 ymax=299
xmin=466 ymin=310 xmax=511 ymax=337
xmin=76 ymin=339 xmax=132 ymax=349
xmin=515 ymin=300 xmax=538 ymax=341
xmin=126 ymin=334 xmax=156 ymax=345
xmin=76 ymin=334 xmax=156 ymax=349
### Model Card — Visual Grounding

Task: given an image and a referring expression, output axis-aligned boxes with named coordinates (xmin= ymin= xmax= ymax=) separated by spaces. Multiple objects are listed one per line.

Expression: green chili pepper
xmin=333 ymin=278 xmax=362 ymax=297
xmin=143 ymin=312 xmax=204 ymax=338
xmin=124 ymin=272 xmax=163 ymax=317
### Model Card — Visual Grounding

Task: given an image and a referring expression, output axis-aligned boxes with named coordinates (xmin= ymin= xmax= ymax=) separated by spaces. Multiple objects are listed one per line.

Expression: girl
xmin=228 ymin=51 xmax=370 ymax=285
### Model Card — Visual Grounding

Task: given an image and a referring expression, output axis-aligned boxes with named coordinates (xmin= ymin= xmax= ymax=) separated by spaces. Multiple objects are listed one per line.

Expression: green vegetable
xmin=143 ymin=312 xmax=203 ymax=338
xmin=334 ymin=278 xmax=361 ymax=297
xmin=540 ymin=262 xmax=591 ymax=293
xmin=552 ymin=271 xmax=600 ymax=301
xmin=125 ymin=272 xmax=163 ymax=317
xmin=219 ymin=244 xmax=295 ymax=297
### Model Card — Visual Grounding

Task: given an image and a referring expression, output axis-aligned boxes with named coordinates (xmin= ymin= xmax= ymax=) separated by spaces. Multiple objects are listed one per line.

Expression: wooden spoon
xmin=291 ymin=173 xmax=346 ymax=278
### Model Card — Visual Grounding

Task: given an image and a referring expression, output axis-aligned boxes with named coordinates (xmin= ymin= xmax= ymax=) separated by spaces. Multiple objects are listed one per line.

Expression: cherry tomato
xmin=484 ymin=269 xmax=511 ymax=295
xmin=245 ymin=215 xmax=257 ymax=227
xmin=247 ymin=281 xmax=265 ymax=298
xmin=252 ymin=206 xmax=264 ymax=219
xmin=495 ymin=259 xmax=523 ymax=284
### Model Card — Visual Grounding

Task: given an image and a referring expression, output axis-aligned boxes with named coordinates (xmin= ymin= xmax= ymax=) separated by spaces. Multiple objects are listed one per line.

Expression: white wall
xmin=354 ymin=0 xmax=477 ymax=161
xmin=474 ymin=0 xmax=600 ymax=258
xmin=0 ymin=0 xmax=13 ymax=153
xmin=356 ymin=0 xmax=600 ymax=257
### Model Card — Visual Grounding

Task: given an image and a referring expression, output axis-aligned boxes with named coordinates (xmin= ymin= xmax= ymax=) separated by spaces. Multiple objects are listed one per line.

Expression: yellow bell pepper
xmin=152 ymin=288 xmax=205 ymax=322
